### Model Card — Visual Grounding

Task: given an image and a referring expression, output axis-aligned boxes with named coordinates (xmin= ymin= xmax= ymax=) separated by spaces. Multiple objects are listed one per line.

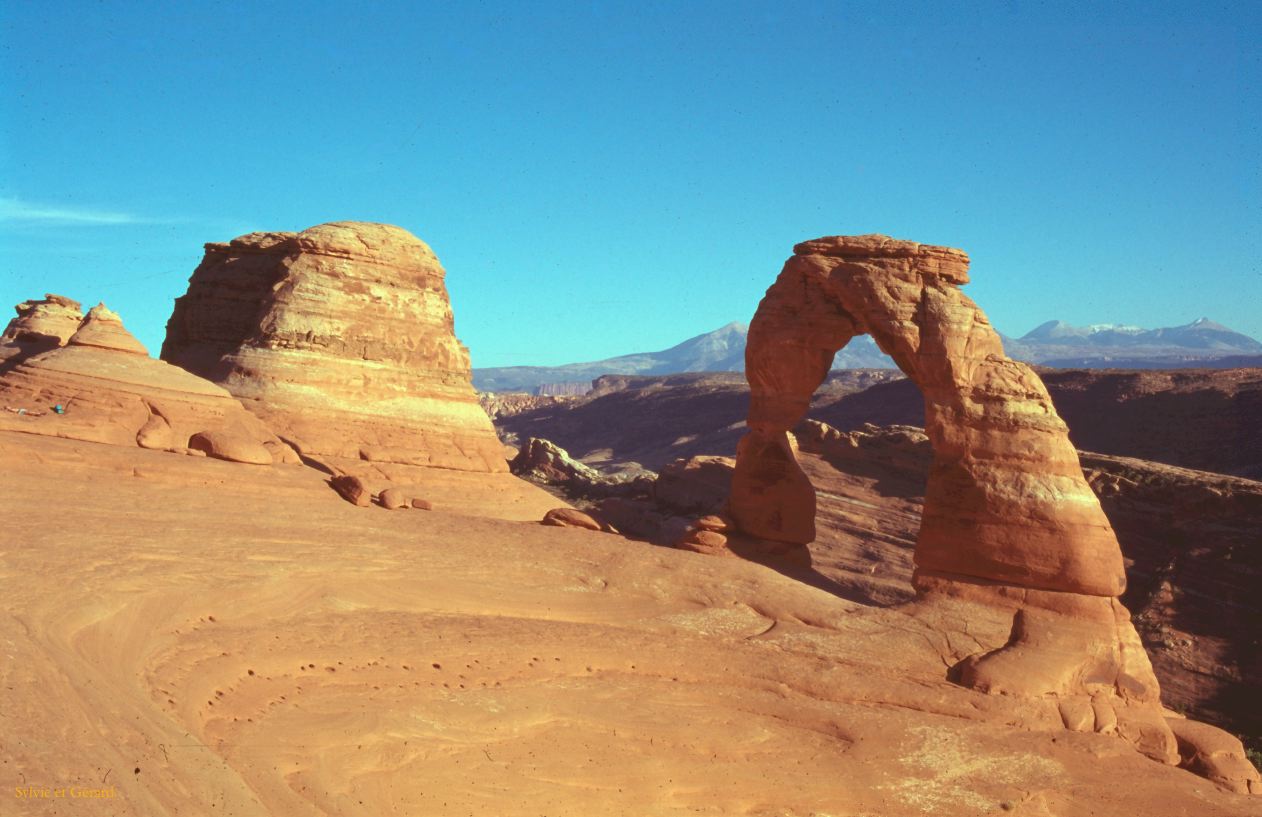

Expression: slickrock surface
xmin=161 ymin=222 xmax=506 ymax=474
xmin=728 ymin=234 xmax=1253 ymax=785
xmin=3 ymin=429 xmax=1257 ymax=815
xmin=0 ymin=303 xmax=288 ymax=458
xmin=0 ymin=293 xmax=83 ymax=369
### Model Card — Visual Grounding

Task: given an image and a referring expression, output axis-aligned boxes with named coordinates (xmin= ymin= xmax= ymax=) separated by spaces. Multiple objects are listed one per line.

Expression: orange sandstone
xmin=727 ymin=235 xmax=1258 ymax=787
xmin=162 ymin=222 xmax=505 ymax=474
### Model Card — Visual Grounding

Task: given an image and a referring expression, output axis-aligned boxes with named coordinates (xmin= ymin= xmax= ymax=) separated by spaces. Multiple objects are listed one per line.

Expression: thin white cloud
xmin=0 ymin=196 xmax=163 ymax=225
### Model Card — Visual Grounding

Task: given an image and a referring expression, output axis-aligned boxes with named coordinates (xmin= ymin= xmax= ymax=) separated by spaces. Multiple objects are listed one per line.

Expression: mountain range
xmin=472 ymin=318 xmax=1262 ymax=393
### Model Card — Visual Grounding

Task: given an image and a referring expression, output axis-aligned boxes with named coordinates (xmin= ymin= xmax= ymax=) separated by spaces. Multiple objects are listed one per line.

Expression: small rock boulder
xmin=676 ymin=529 xmax=730 ymax=554
xmin=692 ymin=514 xmax=734 ymax=533
xmin=411 ymin=498 xmax=433 ymax=511
xmin=379 ymin=487 xmax=410 ymax=510
xmin=331 ymin=475 xmax=371 ymax=507
xmin=188 ymin=429 xmax=272 ymax=465
xmin=541 ymin=508 xmax=603 ymax=531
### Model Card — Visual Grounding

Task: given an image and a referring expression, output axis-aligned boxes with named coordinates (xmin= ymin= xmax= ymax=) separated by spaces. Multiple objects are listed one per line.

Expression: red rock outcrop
xmin=737 ymin=235 xmax=1123 ymax=595
xmin=161 ymin=221 xmax=505 ymax=474
xmin=0 ymin=294 xmax=83 ymax=369
xmin=0 ymin=302 xmax=289 ymax=460
xmin=728 ymin=235 xmax=1258 ymax=789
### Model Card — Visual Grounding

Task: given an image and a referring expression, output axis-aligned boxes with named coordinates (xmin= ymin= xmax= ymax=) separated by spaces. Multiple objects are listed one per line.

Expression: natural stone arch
xmin=727 ymin=235 xmax=1217 ymax=775
xmin=731 ymin=234 xmax=1125 ymax=598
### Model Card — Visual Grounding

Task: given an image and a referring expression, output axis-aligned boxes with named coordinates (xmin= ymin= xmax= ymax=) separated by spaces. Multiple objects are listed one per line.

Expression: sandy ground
xmin=2 ymin=432 xmax=1258 ymax=816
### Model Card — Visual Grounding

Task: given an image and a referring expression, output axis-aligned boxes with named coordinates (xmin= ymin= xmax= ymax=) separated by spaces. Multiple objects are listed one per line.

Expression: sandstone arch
xmin=732 ymin=234 xmax=1125 ymax=597
xmin=731 ymin=235 xmax=1193 ymax=770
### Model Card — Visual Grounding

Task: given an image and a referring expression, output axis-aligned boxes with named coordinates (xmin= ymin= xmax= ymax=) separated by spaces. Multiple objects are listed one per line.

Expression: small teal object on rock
xmin=53 ymin=404 xmax=65 ymax=415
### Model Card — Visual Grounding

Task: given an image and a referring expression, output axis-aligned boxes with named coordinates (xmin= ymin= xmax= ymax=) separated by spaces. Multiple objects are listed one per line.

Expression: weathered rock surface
xmin=161 ymin=221 xmax=506 ymax=474
xmin=728 ymin=235 xmax=1230 ymax=782
xmin=0 ymin=294 xmax=83 ymax=370
xmin=0 ymin=302 xmax=287 ymax=457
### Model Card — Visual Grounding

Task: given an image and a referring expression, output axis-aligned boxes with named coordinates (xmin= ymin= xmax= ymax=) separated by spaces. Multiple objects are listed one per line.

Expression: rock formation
xmin=161 ymin=221 xmax=506 ymax=474
xmin=728 ymin=235 xmax=1257 ymax=789
xmin=510 ymin=437 xmax=655 ymax=500
xmin=0 ymin=293 xmax=83 ymax=370
xmin=331 ymin=474 xmax=371 ymax=507
xmin=735 ymin=236 xmax=1123 ymax=592
xmin=378 ymin=487 xmax=410 ymax=510
xmin=540 ymin=507 xmax=606 ymax=531
xmin=511 ymin=437 xmax=607 ymax=485
xmin=188 ymin=429 xmax=273 ymax=465
xmin=0 ymin=302 xmax=288 ymax=460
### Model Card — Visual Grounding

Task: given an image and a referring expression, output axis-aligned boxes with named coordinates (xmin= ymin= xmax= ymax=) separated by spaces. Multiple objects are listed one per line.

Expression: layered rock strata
xmin=728 ymin=235 xmax=1249 ymax=784
xmin=0 ymin=302 xmax=287 ymax=460
xmin=0 ymin=293 xmax=83 ymax=370
xmin=161 ymin=222 xmax=506 ymax=473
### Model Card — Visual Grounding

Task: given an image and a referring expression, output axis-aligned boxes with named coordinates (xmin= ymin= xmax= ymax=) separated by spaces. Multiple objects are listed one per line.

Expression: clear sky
xmin=2 ymin=1 xmax=1259 ymax=366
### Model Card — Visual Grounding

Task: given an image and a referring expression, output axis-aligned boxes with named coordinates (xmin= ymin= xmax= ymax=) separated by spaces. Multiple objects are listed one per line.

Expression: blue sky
xmin=2 ymin=1 xmax=1259 ymax=366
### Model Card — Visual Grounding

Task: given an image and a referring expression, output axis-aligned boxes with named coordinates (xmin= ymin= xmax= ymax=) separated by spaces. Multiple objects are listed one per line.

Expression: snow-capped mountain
xmin=474 ymin=319 xmax=1261 ymax=393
